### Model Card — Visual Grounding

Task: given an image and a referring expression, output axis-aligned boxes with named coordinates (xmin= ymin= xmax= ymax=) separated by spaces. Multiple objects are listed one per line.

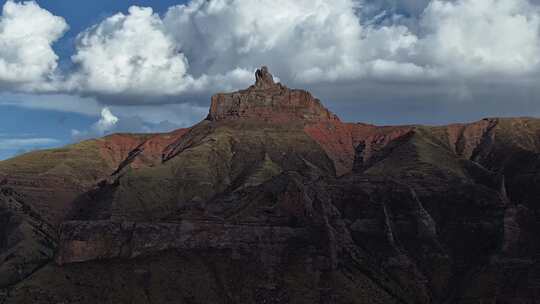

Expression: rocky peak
xmin=208 ymin=66 xmax=340 ymax=123
xmin=254 ymin=66 xmax=276 ymax=89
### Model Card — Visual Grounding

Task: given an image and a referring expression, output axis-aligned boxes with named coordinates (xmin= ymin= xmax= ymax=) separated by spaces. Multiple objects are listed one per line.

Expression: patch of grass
xmin=0 ymin=139 xmax=112 ymax=184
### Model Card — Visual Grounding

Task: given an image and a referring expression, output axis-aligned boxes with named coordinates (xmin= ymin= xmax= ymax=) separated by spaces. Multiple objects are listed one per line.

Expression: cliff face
xmin=1 ymin=67 xmax=540 ymax=304
xmin=208 ymin=67 xmax=339 ymax=123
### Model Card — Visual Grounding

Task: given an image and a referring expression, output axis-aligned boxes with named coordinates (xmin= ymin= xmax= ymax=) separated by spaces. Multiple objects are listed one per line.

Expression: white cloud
xmin=0 ymin=0 xmax=68 ymax=89
xmin=160 ymin=0 xmax=540 ymax=85
xmin=162 ymin=0 xmax=420 ymax=84
xmin=93 ymin=107 xmax=119 ymax=134
xmin=417 ymin=0 xmax=540 ymax=76
xmin=1 ymin=0 xmax=539 ymax=95
xmin=71 ymin=107 xmax=119 ymax=141
xmin=67 ymin=6 xmax=194 ymax=96
xmin=0 ymin=0 xmax=540 ymax=127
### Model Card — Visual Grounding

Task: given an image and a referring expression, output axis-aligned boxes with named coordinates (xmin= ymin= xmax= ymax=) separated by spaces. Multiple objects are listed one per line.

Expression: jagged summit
xmin=254 ymin=66 xmax=276 ymax=89
xmin=208 ymin=66 xmax=340 ymax=123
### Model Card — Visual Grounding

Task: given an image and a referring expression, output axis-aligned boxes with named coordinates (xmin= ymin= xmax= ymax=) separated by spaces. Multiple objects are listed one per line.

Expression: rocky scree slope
xmin=1 ymin=67 xmax=540 ymax=303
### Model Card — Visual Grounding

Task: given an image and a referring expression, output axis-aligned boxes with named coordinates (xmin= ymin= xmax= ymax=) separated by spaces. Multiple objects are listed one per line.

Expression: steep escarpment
xmin=1 ymin=67 xmax=540 ymax=304
xmin=208 ymin=66 xmax=339 ymax=123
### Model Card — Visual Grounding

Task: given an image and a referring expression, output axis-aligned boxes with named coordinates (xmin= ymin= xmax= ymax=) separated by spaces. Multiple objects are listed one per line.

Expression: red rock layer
xmin=304 ymin=121 xmax=414 ymax=176
xmin=100 ymin=128 xmax=190 ymax=171
xmin=445 ymin=118 xmax=498 ymax=159
xmin=304 ymin=121 xmax=356 ymax=176
xmin=208 ymin=67 xmax=339 ymax=123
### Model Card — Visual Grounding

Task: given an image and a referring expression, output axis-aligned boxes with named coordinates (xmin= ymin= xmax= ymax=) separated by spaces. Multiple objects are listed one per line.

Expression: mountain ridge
xmin=1 ymin=67 xmax=540 ymax=303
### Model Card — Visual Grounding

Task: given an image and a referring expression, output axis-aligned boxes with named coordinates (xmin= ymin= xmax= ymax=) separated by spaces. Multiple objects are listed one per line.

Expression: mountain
xmin=1 ymin=67 xmax=539 ymax=303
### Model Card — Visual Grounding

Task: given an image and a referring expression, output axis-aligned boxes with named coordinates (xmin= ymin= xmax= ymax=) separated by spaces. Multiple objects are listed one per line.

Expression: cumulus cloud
xmin=162 ymin=0 xmax=420 ymax=83
xmin=93 ymin=107 xmax=119 ymax=134
xmin=0 ymin=0 xmax=68 ymax=89
xmin=65 ymin=0 xmax=540 ymax=101
xmin=417 ymin=0 xmax=540 ymax=77
xmin=67 ymin=6 xmax=195 ymax=97
xmin=71 ymin=107 xmax=118 ymax=140
xmin=3 ymin=0 xmax=540 ymax=98
xmin=163 ymin=0 xmax=540 ymax=85
xmin=1 ymin=0 xmax=540 ymax=127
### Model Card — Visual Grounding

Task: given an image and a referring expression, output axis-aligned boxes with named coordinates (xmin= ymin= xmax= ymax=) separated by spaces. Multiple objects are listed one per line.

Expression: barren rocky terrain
xmin=1 ymin=67 xmax=539 ymax=303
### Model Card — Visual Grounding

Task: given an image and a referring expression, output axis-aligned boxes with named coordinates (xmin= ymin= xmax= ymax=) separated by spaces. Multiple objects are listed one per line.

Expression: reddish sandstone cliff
xmin=208 ymin=66 xmax=339 ymax=123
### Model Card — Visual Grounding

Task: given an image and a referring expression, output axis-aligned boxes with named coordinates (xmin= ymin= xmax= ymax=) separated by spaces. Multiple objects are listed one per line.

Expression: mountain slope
xmin=1 ymin=67 xmax=539 ymax=303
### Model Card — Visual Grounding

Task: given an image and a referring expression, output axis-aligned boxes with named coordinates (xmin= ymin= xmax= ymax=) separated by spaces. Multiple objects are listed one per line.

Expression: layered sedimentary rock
xmin=55 ymin=220 xmax=307 ymax=265
xmin=208 ymin=66 xmax=339 ymax=123
xmin=1 ymin=67 xmax=540 ymax=304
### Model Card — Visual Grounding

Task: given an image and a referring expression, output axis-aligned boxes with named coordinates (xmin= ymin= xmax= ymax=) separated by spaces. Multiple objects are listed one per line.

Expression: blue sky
xmin=1 ymin=0 xmax=540 ymax=160
xmin=36 ymin=0 xmax=185 ymax=60
xmin=0 ymin=0 xmax=189 ymax=160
